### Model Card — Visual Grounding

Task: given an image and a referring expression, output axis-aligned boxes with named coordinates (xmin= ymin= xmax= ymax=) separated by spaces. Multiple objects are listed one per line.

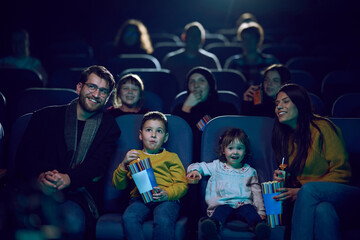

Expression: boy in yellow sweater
xmin=112 ymin=111 xmax=188 ymax=240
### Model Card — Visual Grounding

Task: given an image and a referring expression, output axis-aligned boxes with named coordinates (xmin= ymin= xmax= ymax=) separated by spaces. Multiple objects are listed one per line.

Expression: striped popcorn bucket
xmin=261 ymin=181 xmax=283 ymax=228
xmin=128 ymin=158 xmax=158 ymax=203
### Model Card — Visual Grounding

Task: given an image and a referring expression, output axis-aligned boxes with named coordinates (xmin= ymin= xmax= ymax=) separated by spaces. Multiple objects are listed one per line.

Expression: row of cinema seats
xmin=6 ymin=114 xmax=360 ymax=240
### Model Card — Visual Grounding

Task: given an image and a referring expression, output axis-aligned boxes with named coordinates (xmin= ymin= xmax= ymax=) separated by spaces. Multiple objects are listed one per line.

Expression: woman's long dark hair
xmin=272 ymin=84 xmax=338 ymax=186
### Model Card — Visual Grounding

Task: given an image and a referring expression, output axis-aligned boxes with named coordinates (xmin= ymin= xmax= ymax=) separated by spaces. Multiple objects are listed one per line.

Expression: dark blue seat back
xmin=120 ymin=68 xmax=179 ymax=113
xmin=331 ymin=93 xmax=360 ymax=118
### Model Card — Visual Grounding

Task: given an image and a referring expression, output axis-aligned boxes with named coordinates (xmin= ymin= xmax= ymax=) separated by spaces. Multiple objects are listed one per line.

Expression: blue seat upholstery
xmin=308 ymin=92 xmax=326 ymax=116
xmin=142 ymin=91 xmax=164 ymax=112
xmin=152 ymin=42 xmax=184 ymax=64
xmin=0 ymin=123 xmax=4 ymax=169
xmin=105 ymin=54 xmax=161 ymax=77
xmin=329 ymin=118 xmax=360 ymax=187
xmin=260 ymin=43 xmax=303 ymax=64
xmin=47 ymin=54 xmax=98 ymax=76
xmin=205 ymin=42 xmax=243 ymax=68
xmin=14 ymin=88 xmax=79 ymax=120
xmin=120 ymin=68 xmax=179 ymax=113
xmin=331 ymin=93 xmax=360 ymax=118
xmin=323 ymin=118 xmax=360 ymax=239
xmin=290 ymin=70 xmax=318 ymax=95
xmin=150 ymin=33 xmax=181 ymax=46
xmin=197 ymin=115 xmax=282 ymax=240
xmin=321 ymin=71 xmax=360 ymax=113
xmin=48 ymin=67 xmax=85 ymax=89
xmin=286 ymin=56 xmax=338 ymax=84
xmin=96 ymin=114 xmax=193 ymax=240
xmin=203 ymin=33 xmax=229 ymax=49
xmin=0 ymin=91 xmax=6 ymax=128
xmin=7 ymin=113 xmax=33 ymax=177
xmin=211 ymin=69 xmax=248 ymax=98
xmin=0 ymin=68 xmax=44 ymax=111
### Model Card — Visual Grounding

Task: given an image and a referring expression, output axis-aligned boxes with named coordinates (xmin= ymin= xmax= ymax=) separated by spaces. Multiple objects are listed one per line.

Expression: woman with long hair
xmin=271 ymin=84 xmax=357 ymax=240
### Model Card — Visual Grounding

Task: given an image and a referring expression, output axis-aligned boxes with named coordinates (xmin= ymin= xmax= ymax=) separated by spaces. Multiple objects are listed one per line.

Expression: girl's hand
xmin=243 ymin=85 xmax=260 ymax=101
xmin=120 ymin=150 xmax=140 ymax=170
xmin=260 ymin=215 xmax=267 ymax=220
xmin=273 ymin=169 xmax=285 ymax=182
xmin=186 ymin=170 xmax=202 ymax=180
xmin=152 ymin=187 xmax=169 ymax=202
xmin=273 ymin=188 xmax=300 ymax=202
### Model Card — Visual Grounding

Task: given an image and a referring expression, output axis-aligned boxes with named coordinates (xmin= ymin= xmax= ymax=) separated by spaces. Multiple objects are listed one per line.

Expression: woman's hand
xmin=273 ymin=188 xmax=300 ymax=202
xmin=243 ymin=85 xmax=260 ymax=101
xmin=273 ymin=169 xmax=285 ymax=182
xmin=152 ymin=187 xmax=169 ymax=202
xmin=182 ymin=92 xmax=201 ymax=113
xmin=120 ymin=150 xmax=140 ymax=170
xmin=186 ymin=170 xmax=202 ymax=180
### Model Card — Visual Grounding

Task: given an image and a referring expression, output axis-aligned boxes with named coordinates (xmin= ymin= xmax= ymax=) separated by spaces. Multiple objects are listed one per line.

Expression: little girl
xmin=187 ymin=128 xmax=270 ymax=240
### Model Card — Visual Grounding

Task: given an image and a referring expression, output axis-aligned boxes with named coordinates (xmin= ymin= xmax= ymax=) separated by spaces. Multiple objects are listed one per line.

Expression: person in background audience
xmin=224 ymin=21 xmax=279 ymax=85
xmin=236 ymin=12 xmax=258 ymax=27
xmin=0 ymin=29 xmax=47 ymax=85
xmin=107 ymin=73 xmax=149 ymax=117
xmin=242 ymin=64 xmax=291 ymax=118
xmin=114 ymin=19 xmax=153 ymax=55
xmin=162 ymin=22 xmax=221 ymax=90
xmin=12 ymin=65 xmax=120 ymax=240
xmin=172 ymin=66 xmax=237 ymax=162
xmin=271 ymin=83 xmax=354 ymax=240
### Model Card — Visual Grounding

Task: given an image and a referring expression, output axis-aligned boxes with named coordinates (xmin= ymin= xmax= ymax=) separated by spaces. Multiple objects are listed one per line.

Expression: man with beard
xmin=12 ymin=65 xmax=121 ymax=239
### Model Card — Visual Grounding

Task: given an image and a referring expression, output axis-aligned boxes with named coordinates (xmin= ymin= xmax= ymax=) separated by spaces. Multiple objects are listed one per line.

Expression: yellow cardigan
xmin=289 ymin=119 xmax=351 ymax=185
xmin=113 ymin=149 xmax=188 ymax=201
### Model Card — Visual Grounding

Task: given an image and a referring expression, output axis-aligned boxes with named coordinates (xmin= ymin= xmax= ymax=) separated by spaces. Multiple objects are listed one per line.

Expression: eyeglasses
xmin=84 ymin=83 xmax=110 ymax=97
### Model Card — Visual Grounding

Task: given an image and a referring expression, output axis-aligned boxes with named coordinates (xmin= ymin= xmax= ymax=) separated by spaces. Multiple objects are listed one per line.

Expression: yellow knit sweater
xmin=112 ymin=149 xmax=188 ymax=201
xmin=290 ymin=119 xmax=351 ymax=185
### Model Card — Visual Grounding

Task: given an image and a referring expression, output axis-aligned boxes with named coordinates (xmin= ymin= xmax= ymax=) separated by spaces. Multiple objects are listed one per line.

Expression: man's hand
xmin=38 ymin=170 xmax=71 ymax=194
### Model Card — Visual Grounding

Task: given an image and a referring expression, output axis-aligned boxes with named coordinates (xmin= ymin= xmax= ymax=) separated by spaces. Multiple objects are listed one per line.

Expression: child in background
xmin=187 ymin=128 xmax=270 ymax=240
xmin=107 ymin=73 xmax=149 ymax=117
xmin=112 ymin=111 xmax=188 ymax=240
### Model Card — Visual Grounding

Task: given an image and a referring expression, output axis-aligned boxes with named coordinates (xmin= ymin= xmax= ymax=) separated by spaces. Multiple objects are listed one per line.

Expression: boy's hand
xmin=186 ymin=170 xmax=202 ymax=180
xmin=120 ymin=150 xmax=140 ymax=170
xmin=260 ymin=214 xmax=267 ymax=220
xmin=152 ymin=187 xmax=168 ymax=202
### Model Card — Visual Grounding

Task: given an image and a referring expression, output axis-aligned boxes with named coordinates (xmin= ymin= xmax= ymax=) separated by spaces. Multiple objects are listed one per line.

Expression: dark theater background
xmin=0 ymin=0 xmax=358 ymax=61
